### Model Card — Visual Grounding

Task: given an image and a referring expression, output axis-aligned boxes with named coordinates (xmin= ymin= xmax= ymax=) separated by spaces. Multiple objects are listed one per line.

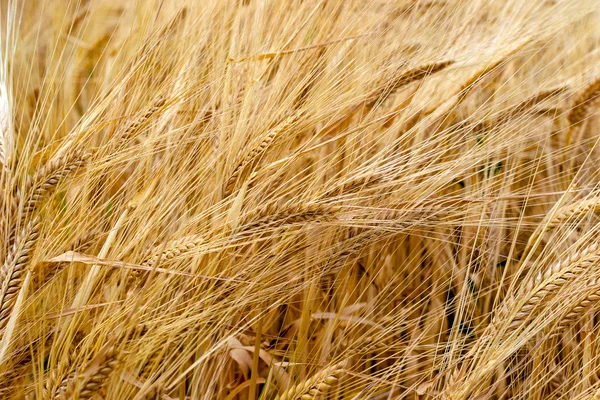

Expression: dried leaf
xmin=227 ymin=337 xmax=253 ymax=378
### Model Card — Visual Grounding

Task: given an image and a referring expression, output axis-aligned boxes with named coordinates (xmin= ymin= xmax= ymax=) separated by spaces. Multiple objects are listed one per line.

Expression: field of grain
xmin=1 ymin=0 xmax=600 ymax=398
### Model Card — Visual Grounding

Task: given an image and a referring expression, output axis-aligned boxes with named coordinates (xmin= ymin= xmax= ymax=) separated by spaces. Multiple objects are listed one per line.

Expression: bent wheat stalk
xmin=521 ymin=194 xmax=600 ymax=258
xmin=472 ymin=85 xmax=567 ymax=133
xmin=320 ymin=60 xmax=454 ymax=137
xmin=365 ymin=60 xmax=455 ymax=109
xmin=120 ymin=96 xmax=166 ymax=142
xmin=0 ymin=87 xmax=9 ymax=175
xmin=565 ymin=76 xmax=600 ymax=150
xmin=140 ymin=202 xmax=339 ymax=270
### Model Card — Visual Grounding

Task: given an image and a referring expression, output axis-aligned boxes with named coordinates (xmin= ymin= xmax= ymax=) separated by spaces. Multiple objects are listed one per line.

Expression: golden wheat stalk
xmin=117 ymin=96 xmax=166 ymax=146
xmin=365 ymin=60 xmax=455 ymax=108
xmin=319 ymin=60 xmax=454 ymax=137
xmin=239 ymin=201 xmax=341 ymax=231
xmin=553 ymin=276 xmax=600 ymax=331
xmin=43 ymin=365 xmax=75 ymax=400
xmin=520 ymin=194 xmax=600 ymax=260
xmin=65 ymin=350 xmax=119 ymax=400
xmin=0 ymin=334 xmax=45 ymax=391
xmin=0 ymin=217 xmax=40 ymax=337
xmin=1 ymin=1 xmax=599 ymax=399
xmin=0 ymin=43 xmax=12 ymax=177
xmin=417 ymin=35 xmax=534 ymax=136
xmin=17 ymin=149 xmax=90 ymax=225
xmin=140 ymin=202 xmax=339 ymax=270
xmin=274 ymin=360 xmax=347 ymax=400
xmin=60 ymin=329 xmax=129 ymax=400
xmin=564 ymin=75 xmax=600 ymax=151
xmin=224 ymin=113 xmax=301 ymax=197
xmin=142 ymin=234 xmax=206 ymax=267
xmin=472 ymin=85 xmax=567 ymax=133
xmin=568 ymin=76 xmax=600 ymax=127
xmin=0 ymin=92 xmax=9 ymax=174
xmin=547 ymin=195 xmax=600 ymax=228
xmin=318 ymin=173 xmax=383 ymax=199
xmin=447 ymin=243 xmax=600 ymax=399
xmin=493 ymin=242 xmax=600 ymax=335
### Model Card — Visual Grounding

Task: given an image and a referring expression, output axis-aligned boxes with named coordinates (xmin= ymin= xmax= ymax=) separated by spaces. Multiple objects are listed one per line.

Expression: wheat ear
xmin=473 ymin=86 xmax=566 ymax=132
xmin=275 ymin=360 xmax=348 ymax=400
xmin=492 ymin=242 xmax=600 ymax=336
xmin=141 ymin=234 xmax=205 ymax=266
xmin=320 ymin=60 xmax=454 ymax=137
xmin=141 ymin=202 xmax=338 ymax=266
xmin=319 ymin=172 xmax=383 ymax=199
xmin=17 ymin=148 xmax=90 ymax=223
xmin=564 ymin=76 xmax=600 ymax=150
xmin=553 ymin=275 xmax=600 ymax=331
xmin=0 ymin=217 xmax=40 ymax=337
xmin=568 ymin=76 xmax=600 ymax=127
xmin=118 ymin=96 xmax=166 ymax=145
xmin=443 ymin=245 xmax=600 ymax=400
xmin=240 ymin=201 xmax=341 ymax=231
xmin=365 ymin=60 xmax=455 ymax=108
xmin=521 ymin=194 xmax=600 ymax=259
xmin=43 ymin=357 xmax=75 ymax=400
xmin=224 ymin=113 xmax=300 ymax=197
xmin=547 ymin=195 xmax=600 ymax=228
xmin=63 ymin=343 xmax=119 ymax=400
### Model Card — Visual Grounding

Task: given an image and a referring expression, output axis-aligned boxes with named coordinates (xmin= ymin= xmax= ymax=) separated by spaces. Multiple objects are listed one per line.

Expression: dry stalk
xmin=0 ymin=90 xmax=9 ymax=173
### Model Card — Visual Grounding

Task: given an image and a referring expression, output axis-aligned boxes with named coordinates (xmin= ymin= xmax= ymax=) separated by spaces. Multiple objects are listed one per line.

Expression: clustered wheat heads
xmin=0 ymin=0 xmax=600 ymax=399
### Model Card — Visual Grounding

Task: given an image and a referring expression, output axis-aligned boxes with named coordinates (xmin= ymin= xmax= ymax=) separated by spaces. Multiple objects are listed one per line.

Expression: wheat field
xmin=1 ymin=0 xmax=600 ymax=398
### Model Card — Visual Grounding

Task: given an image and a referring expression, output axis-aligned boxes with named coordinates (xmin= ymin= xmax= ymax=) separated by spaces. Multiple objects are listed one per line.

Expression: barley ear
xmin=275 ymin=360 xmax=348 ymax=400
